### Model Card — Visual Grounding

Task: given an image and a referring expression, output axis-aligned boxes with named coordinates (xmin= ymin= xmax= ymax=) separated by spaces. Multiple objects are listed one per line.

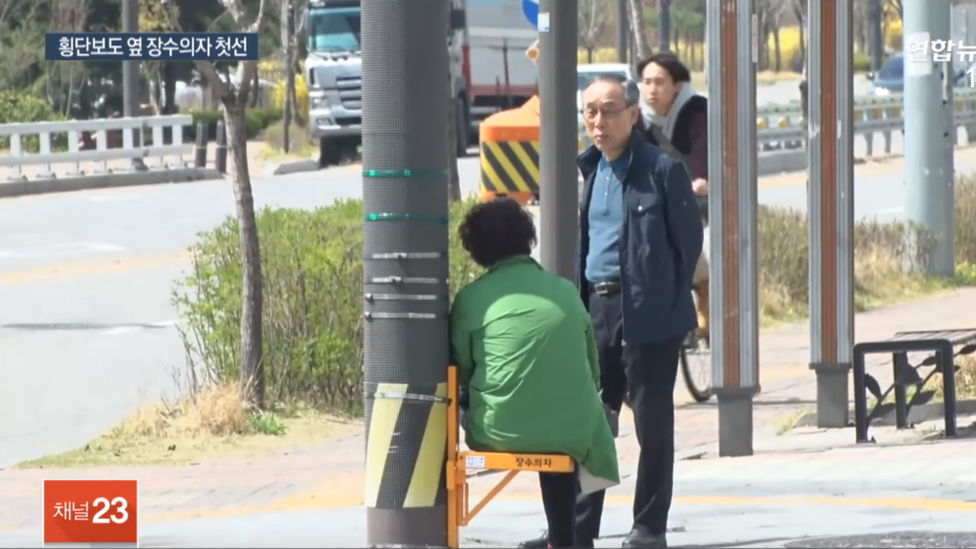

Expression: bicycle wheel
xmin=680 ymin=336 xmax=712 ymax=403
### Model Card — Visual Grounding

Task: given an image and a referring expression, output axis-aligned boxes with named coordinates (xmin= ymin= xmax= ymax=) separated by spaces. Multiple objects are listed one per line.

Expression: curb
xmin=263 ymin=159 xmax=319 ymax=177
xmin=0 ymin=168 xmax=224 ymax=199
xmin=792 ymin=398 xmax=976 ymax=429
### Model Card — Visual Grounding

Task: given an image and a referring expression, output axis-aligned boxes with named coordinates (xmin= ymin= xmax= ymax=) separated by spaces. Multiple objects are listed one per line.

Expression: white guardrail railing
xmin=578 ymin=88 xmax=976 ymax=155
xmin=0 ymin=115 xmax=194 ymax=181
xmin=754 ymin=88 xmax=976 ymax=152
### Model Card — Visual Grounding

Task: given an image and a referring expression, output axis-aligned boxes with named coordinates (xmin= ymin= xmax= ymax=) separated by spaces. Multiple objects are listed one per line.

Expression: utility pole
xmin=807 ymin=0 xmax=855 ymax=429
xmin=617 ymin=0 xmax=629 ymax=63
xmin=122 ymin=0 xmax=144 ymax=171
xmin=360 ymin=1 xmax=450 ymax=546
xmin=706 ymin=0 xmax=758 ymax=458
xmin=904 ymin=0 xmax=955 ymax=277
xmin=538 ymin=0 xmax=578 ymax=281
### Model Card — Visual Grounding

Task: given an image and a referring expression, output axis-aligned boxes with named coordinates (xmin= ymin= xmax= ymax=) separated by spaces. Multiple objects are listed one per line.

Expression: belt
xmin=590 ymin=280 xmax=621 ymax=296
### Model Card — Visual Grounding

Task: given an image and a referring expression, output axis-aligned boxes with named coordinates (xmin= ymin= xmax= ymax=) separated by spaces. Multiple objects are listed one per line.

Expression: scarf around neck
xmin=643 ymin=83 xmax=698 ymax=141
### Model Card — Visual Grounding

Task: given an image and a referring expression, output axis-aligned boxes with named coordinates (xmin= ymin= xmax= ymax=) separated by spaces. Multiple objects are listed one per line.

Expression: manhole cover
xmin=786 ymin=531 xmax=976 ymax=548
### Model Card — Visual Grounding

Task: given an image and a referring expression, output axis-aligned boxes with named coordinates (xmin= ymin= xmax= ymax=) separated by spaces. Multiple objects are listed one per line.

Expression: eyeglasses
xmin=581 ymin=105 xmax=627 ymax=121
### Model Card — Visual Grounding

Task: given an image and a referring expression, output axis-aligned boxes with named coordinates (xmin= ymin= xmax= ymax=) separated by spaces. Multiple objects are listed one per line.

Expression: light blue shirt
xmin=585 ymin=149 xmax=631 ymax=284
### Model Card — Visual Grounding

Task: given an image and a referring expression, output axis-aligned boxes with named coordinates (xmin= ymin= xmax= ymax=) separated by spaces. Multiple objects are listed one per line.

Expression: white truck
xmin=304 ymin=0 xmax=538 ymax=167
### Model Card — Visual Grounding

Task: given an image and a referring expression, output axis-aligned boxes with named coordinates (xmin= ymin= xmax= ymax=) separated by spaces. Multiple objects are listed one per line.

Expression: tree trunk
xmin=628 ymin=0 xmax=651 ymax=60
xmin=868 ymin=0 xmax=884 ymax=70
xmin=657 ymin=0 xmax=671 ymax=52
xmin=222 ymin=99 xmax=265 ymax=410
xmin=773 ymin=27 xmax=781 ymax=72
xmin=163 ymin=63 xmax=177 ymax=114
xmin=281 ymin=0 xmax=293 ymax=153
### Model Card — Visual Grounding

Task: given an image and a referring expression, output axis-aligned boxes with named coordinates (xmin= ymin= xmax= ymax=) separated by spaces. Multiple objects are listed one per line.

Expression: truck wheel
xmin=456 ymin=97 xmax=470 ymax=158
xmin=319 ymin=138 xmax=341 ymax=168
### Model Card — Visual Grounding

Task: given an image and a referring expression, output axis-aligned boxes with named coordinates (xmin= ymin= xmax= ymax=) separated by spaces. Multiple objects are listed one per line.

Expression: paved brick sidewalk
xmin=2 ymin=287 xmax=975 ymax=532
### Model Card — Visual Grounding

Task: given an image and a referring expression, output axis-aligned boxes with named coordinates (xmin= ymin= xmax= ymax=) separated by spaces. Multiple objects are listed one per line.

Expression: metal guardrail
xmin=578 ymin=89 xmax=976 ymax=155
xmin=852 ymin=329 xmax=976 ymax=444
xmin=756 ymin=88 xmax=976 ymax=152
xmin=0 ymin=115 xmax=194 ymax=181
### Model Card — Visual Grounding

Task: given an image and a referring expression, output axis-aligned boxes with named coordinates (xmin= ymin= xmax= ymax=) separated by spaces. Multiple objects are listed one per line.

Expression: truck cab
xmin=305 ymin=0 xmax=470 ymax=166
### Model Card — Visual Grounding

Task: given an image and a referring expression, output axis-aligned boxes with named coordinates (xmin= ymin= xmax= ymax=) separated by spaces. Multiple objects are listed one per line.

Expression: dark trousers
xmin=576 ymin=290 xmax=681 ymax=542
xmin=539 ymin=471 xmax=578 ymax=547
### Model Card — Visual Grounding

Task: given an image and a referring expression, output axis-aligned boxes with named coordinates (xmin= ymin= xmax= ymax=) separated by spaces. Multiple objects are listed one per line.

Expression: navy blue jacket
xmin=575 ymin=129 xmax=704 ymax=346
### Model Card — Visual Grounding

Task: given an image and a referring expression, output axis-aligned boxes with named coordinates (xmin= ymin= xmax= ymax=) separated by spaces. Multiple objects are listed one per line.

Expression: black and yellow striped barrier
xmin=478 ymin=96 xmax=541 ymax=204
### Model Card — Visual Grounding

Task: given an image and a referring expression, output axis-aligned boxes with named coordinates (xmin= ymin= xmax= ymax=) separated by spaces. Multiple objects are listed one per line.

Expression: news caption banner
xmin=905 ymin=35 xmax=976 ymax=86
xmin=44 ymin=32 xmax=258 ymax=61
xmin=43 ymin=479 xmax=139 ymax=547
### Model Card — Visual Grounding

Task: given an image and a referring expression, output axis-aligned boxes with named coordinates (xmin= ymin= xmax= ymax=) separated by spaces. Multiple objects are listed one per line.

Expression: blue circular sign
xmin=522 ymin=0 xmax=538 ymax=27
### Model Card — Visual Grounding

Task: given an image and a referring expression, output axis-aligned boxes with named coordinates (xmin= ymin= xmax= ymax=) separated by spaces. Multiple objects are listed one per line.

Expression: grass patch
xmin=775 ymin=407 xmax=811 ymax=435
xmin=17 ymin=381 xmax=359 ymax=468
xmin=852 ymin=357 xmax=976 ymax=415
xmin=259 ymin=120 xmax=315 ymax=162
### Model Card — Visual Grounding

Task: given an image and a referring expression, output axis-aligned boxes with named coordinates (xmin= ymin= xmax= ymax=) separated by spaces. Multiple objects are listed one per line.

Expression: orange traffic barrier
xmin=478 ymin=96 xmax=541 ymax=204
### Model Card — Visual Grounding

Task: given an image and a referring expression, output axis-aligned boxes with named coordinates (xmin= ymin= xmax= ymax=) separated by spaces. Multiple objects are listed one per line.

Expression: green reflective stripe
xmin=362 ymin=169 xmax=449 ymax=178
xmin=363 ymin=213 xmax=448 ymax=223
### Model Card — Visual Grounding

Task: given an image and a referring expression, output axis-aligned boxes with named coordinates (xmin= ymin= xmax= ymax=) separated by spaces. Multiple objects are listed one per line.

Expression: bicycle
xmin=680 ymin=330 xmax=712 ymax=403
xmin=623 ymin=291 xmax=713 ymax=407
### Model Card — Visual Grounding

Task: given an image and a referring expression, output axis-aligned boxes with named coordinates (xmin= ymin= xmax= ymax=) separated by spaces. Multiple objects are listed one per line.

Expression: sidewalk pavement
xmin=2 ymin=287 xmax=976 ymax=545
xmin=3 ymin=429 xmax=975 ymax=547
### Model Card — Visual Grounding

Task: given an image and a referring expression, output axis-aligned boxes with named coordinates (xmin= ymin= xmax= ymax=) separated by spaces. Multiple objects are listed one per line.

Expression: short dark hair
xmin=458 ymin=197 xmax=537 ymax=268
xmin=637 ymin=51 xmax=691 ymax=84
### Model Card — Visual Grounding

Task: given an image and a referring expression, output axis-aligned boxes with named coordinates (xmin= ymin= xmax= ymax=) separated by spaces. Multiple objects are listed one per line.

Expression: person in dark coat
xmin=519 ymin=74 xmax=703 ymax=549
xmin=637 ymin=52 xmax=710 ymax=342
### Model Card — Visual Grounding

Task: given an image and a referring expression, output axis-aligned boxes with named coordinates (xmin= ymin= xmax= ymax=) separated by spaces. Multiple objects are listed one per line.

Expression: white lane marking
xmin=99 ymin=320 xmax=180 ymax=336
xmin=100 ymin=326 xmax=143 ymax=336
xmin=88 ymin=194 xmax=141 ymax=203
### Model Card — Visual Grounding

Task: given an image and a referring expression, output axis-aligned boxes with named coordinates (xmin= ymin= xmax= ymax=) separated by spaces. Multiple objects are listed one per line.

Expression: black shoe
xmin=621 ymin=527 xmax=667 ymax=548
xmin=518 ymin=531 xmax=548 ymax=548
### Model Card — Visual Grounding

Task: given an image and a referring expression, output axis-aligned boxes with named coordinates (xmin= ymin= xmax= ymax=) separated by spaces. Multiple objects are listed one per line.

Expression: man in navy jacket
xmin=520 ymin=75 xmax=703 ymax=549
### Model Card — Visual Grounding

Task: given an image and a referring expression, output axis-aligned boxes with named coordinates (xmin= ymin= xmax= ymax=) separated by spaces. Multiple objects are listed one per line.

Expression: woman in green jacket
xmin=450 ymin=197 xmax=620 ymax=548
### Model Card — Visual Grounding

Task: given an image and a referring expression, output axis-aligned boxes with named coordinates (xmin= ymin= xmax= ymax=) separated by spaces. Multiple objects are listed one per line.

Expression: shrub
xmin=173 ymin=196 xmax=483 ymax=413
xmin=0 ymin=92 xmax=68 ymax=153
xmin=955 ymin=175 xmax=976 ymax=267
xmin=262 ymin=121 xmax=313 ymax=155
xmin=853 ymin=52 xmax=871 ymax=73
xmin=271 ymin=74 xmax=309 ymax=126
xmin=176 ymin=190 xmax=957 ymax=413
xmin=185 ymin=107 xmax=283 ymax=142
xmin=757 ymin=205 xmax=935 ymax=322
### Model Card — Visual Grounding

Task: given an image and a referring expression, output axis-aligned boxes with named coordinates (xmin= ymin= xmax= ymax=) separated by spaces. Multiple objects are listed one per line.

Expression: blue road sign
xmin=522 ymin=0 xmax=538 ymax=28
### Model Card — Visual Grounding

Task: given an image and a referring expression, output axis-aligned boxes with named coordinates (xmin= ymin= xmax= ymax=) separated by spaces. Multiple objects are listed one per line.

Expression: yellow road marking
xmin=98 ymin=490 xmax=976 ymax=530
xmin=0 ymin=251 xmax=192 ymax=287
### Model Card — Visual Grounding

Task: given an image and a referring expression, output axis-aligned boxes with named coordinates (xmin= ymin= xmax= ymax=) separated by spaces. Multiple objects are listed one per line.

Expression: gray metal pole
xmin=360 ymin=1 xmax=450 ymax=546
xmin=808 ymin=0 xmax=855 ymax=429
xmin=617 ymin=0 xmax=629 ymax=63
xmin=122 ymin=0 xmax=143 ymax=171
xmin=706 ymin=0 xmax=758 ymax=458
xmin=904 ymin=0 xmax=955 ymax=277
xmin=539 ymin=0 xmax=578 ymax=281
